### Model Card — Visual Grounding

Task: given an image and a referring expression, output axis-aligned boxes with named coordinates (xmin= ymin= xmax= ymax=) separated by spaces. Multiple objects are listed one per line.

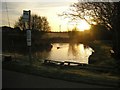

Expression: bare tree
xmin=61 ymin=1 xmax=120 ymax=60
xmin=61 ymin=2 xmax=116 ymax=29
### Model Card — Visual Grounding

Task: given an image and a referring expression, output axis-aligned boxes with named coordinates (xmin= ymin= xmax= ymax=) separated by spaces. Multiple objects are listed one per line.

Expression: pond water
xmin=35 ymin=43 xmax=94 ymax=64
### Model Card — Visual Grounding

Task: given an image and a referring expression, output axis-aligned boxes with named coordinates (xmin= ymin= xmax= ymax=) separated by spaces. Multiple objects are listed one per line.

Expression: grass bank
xmin=2 ymin=40 xmax=120 ymax=87
xmin=3 ymin=60 xmax=119 ymax=87
xmin=88 ymin=40 xmax=117 ymax=67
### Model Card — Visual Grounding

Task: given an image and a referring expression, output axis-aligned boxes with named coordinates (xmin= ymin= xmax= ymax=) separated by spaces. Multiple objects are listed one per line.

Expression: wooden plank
xmin=43 ymin=59 xmax=87 ymax=66
xmin=43 ymin=59 xmax=64 ymax=65
xmin=64 ymin=61 xmax=87 ymax=66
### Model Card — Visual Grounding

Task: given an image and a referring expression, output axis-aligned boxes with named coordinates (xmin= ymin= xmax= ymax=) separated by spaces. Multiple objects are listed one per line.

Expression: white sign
xmin=27 ymin=30 xmax=31 ymax=46
xmin=23 ymin=10 xmax=30 ymax=22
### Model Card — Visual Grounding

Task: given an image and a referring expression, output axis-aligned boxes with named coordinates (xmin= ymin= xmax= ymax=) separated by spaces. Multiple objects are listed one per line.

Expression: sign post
xmin=23 ymin=10 xmax=32 ymax=65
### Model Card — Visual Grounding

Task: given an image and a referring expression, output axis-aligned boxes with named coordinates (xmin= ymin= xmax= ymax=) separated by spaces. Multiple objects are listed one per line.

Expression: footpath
xmin=2 ymin=70 xmax=115 ymax=88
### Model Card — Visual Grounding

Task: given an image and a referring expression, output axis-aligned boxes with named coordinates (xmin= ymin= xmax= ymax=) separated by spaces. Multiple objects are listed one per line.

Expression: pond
xmin=35 ymin=43 xmax=94 ymax=64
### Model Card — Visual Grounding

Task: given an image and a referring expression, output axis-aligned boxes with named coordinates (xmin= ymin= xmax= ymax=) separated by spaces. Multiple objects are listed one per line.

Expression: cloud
xmin=1 ymin=1 xmax=74 ymax=31
xmin=2 ymin=0 xmax=77 ymax=3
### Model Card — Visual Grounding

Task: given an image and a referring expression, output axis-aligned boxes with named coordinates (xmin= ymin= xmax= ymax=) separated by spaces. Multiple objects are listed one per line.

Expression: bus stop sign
xmin=23 ymin=10 xmax=30 ymax=22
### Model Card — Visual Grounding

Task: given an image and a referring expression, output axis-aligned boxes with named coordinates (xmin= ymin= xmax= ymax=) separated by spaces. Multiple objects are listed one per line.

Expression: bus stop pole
xmin=28 ymin=10 xmax=32 ymax=65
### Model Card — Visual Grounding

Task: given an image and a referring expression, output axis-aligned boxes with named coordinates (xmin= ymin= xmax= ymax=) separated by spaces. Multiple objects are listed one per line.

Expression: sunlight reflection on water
xmin=36 ymin=43 xmax=94 ymax=64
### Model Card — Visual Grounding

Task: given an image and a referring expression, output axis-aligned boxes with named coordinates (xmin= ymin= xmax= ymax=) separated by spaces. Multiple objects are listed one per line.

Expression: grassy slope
xmin=2 ymin=40 xmax=119 ymax=87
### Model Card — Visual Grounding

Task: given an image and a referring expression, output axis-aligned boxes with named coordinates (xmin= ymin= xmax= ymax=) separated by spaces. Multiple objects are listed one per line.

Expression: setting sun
xmin=77 ymin=20 xmax=91 ymax=31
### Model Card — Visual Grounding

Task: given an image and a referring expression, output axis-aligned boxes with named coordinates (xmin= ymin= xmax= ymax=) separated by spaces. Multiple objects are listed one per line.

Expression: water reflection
xmin=67 ymin=43 xmax=93 ymax=64
xmin=68 ymin=43 xmax=78 ymax=57
xmin=39 ymin=43 xmax=94 ymax=64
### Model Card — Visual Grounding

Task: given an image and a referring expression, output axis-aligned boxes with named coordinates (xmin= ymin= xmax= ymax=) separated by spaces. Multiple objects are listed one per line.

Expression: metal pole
xmin=29 ymin=45 xmax=32 ymax=65
xmin=28 ymin=10 xmax=32 ymax=65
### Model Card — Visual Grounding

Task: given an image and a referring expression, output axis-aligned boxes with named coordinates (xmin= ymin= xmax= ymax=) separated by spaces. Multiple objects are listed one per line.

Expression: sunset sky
xmin=1 ymin=0 xmax=92 ymax=32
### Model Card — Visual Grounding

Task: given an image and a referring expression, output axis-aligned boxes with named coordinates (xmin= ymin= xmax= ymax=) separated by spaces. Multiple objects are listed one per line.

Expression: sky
xmin=1 ymin=0 xmax=117 ymax=32
xmin=1 ymin=0 xmax=78 ymax=32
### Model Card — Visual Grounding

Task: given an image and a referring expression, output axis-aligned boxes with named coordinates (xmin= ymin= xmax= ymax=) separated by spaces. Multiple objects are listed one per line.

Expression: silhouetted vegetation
xmin=2 ymin=13 xmax=52 ymax=54
xmin=2 ymin=2 xmax=120 ymax=87
xmin=90 ymin=25 xmax=112 ymax=40
xmin=68 ymin=24 xmax=112 ymax=43
xmin=61 ymin=2 xmax=120 ymax=68
xmin=2 ymin=26 xmax=52 ymax=54
xmin=14 ymin=14 xmax=51 ymax=31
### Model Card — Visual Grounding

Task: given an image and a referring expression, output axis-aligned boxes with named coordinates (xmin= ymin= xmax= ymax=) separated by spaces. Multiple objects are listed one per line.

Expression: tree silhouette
xmin=14 ymin=14 xmax=51 ymax=32
xmin=61 ymin=1 xmax=120 ymax=60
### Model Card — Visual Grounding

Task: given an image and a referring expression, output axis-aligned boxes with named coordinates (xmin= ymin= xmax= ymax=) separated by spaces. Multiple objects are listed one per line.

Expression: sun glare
xmin=77 ymin=20 xmax=91 ymax=31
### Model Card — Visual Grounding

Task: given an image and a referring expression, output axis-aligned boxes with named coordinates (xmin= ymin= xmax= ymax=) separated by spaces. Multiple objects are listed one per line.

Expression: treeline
xmin=2 ymin=24 xmax=112 ymax=53
xmin=68 ymin=24 xmax=112 ymax=43
xmin=2 ymin=26 xmax=52 ymax=54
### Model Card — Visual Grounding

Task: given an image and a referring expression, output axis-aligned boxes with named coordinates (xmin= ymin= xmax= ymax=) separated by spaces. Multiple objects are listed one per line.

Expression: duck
xmin=57 ymin=47 xmax=60 ymax=49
